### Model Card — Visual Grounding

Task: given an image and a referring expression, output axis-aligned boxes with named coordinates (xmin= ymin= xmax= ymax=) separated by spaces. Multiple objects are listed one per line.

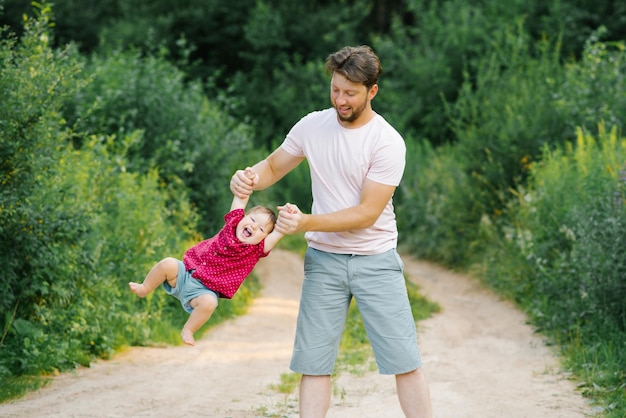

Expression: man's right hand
xmin=230 ymin=167 xmax=256 ymax=199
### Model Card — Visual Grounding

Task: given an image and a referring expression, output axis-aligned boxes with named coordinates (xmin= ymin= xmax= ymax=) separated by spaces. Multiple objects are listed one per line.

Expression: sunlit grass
xmin=270 ymin=372 xmax=301 ymax=395
xmin=0 ymin=375 xmax=50 ymax=403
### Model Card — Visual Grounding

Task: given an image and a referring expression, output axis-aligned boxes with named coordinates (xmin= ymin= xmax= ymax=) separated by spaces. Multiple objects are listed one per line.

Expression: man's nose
xmin=336 ymin=93 xmax=348 ymax=104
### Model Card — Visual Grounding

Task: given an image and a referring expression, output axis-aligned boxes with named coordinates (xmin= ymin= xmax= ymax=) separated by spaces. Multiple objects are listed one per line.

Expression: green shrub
xmin=0 ymin=7 xmax=259 ymax=389
xmin=0 ymin=4 xmax=91 ymax=376
xmin=555 ymin=36 xmax=626 ymax=138
xmin=59 ymin=134 xmax=200 ymax=350
xmin=397 ymin=139 xmax=477 ymax=266
xmin=449 ymin=25 xmax=567 ymax=216
xmin=490 ymin=127 xmax=626 ymax=414
xmin=65 ymin=49 xmax=262 ymax=235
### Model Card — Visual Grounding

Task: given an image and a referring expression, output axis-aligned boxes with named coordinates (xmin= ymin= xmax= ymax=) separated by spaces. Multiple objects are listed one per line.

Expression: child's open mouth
xmin=243 ymin=227 xmax=252 ymax=238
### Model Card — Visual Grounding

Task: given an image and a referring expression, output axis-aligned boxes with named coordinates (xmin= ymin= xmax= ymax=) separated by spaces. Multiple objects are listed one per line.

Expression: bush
xmin=0 ymin=7 xmax=260 ymax=386
xmin=485 ymin=127 xmax=626 ymax=414
xmin=449 ymin=26 xmax=567 ymax=217
xmin=555 ymin=35 xmax=626 ymax=138
xmin=504 ymin=127 xmax=625 ymax=334
xmin=0 ymin=5 xmax=91 ymax=376
xmin=65 ymin=49 xmax=263 ymax=235
xmin=396 ymin=139 xmax=477 ymax=266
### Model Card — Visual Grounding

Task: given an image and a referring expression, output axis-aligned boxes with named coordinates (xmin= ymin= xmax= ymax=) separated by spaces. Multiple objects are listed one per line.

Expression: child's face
xmin=236 ymin=211 xmax=274 ymax=245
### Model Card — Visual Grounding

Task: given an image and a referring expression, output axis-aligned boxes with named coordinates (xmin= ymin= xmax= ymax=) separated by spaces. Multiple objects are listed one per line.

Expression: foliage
xmin=65 ymin=48 xmax=263 ymax=235
xmin=0 ymin=7 xmax=259 ymax=400
xmin=501 ymin=127 xmax=625 ymax=333
xmin=399 ymin=35 xmax=626 ymax=265
xmin=0 ymin=3 xmax=91 ymax=376
xmin=227 ymin=0 xmax=372 ymax=147
xmin=2 ymin=0 xmax=626 ymax=152
xmin=396 ymin=139 xmax=477 ymax=266
xmin=374 ymin=0 xmax=530 ymax=144
xmin=481 ymin=127 xmax=626 ymax=415
xmin=449 ymin=25 xmax=567 ymax=217
xmin=396 ymin=35 xmax=626 ymax=414
xmin=555 ymin=34 xmax=626 ymax=138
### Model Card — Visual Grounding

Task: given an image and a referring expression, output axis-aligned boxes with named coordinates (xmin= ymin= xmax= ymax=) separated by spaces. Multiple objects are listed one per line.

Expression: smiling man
xmin=231 ymin=45 xmax=433 ymax=418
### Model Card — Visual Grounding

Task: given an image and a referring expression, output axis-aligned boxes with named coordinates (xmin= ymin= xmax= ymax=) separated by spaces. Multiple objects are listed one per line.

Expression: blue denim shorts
xmin=289 ymin=247 xmax=422 ymax=375
xmin=163 ymin=259 xmax=218 ymax=313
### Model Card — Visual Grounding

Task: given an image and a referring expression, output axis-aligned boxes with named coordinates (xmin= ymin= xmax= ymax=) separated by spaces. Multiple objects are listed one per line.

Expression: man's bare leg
xmin=129 ymin=257 xmax=179 ymax=297
xmin=396 ymin=368 xmax=432 ymax=418
xmin=299 ymin=374 xmax=331 ymax=418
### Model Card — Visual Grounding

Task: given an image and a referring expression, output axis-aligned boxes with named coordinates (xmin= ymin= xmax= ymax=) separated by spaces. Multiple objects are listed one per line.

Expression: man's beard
xmin=333 ymin=99 xmax=367 ymax=123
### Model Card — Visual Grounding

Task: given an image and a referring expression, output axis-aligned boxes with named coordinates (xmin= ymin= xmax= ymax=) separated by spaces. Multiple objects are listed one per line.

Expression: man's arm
xmin=275 ymin=179 xmax=396 ymax=235
xmin=231 ymin=148 xmax=304 ymax=198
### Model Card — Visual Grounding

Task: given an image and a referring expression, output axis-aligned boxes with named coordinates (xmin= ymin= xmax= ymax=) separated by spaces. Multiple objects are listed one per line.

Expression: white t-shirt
xmin=281 ymin=108 xmax=406 ymax=255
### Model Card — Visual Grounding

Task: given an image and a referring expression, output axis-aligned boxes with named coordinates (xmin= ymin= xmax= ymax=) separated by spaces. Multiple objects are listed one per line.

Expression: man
xmin=231 ymin=45 xmax=432 ymax=418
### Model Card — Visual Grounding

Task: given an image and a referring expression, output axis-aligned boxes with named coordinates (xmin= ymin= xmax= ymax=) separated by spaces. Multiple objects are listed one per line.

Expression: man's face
xmin=236 ymin=211 xmax=273 ymax=245
xmin=330 ymin=73 xmax=377 ymax=126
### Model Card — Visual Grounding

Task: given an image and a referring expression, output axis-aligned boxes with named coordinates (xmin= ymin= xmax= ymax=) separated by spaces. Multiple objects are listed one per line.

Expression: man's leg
xmin=299 ymin=374 xmax=331 ymax=418
xmin=396 ymin=368 xmax=432 ymax=418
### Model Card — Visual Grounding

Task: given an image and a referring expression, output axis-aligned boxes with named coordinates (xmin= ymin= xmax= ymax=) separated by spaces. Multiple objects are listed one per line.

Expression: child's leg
xmin=181 ymin=293 xmax=218 ymax=346
xmin=129 ymin=257 xmax=179 ymax=298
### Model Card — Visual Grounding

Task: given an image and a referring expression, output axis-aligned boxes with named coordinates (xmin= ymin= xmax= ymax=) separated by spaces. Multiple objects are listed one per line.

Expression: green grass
xmin=560 ymin=329 xmax=626 ymax=417
xmin=0 ymin=375 xmax=50 ymax=403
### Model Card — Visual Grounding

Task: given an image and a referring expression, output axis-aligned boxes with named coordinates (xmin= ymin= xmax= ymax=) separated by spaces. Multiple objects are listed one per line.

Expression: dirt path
xmin=0 ymin=249 xmax=592 ymax=418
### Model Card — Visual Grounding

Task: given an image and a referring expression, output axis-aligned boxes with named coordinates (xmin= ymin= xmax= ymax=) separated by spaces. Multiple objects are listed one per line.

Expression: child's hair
xmin=247 ymin=206 xmax=278 ymax=232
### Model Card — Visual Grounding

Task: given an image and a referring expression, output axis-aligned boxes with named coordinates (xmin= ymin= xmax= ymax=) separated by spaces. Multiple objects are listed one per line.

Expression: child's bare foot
xmin=128 ymin=282 xmax=150 ymax=298
xmin=181 ymin=328 xmax=195 ymax=346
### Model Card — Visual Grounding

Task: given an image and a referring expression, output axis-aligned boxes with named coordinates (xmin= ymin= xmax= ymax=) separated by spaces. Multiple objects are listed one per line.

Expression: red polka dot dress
xmin=183 ymin=209 xmax=268 ymax=299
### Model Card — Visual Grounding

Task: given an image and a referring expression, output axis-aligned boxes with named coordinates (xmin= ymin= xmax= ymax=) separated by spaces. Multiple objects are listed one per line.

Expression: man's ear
xmin=368 ymin=84 xmax=379 ymax=101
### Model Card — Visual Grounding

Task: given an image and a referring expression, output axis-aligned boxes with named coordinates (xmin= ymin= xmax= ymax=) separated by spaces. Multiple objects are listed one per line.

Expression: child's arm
xmin=262 ymin=229 xmax=285 ymax=254
xmin=263 ymin=203 xmax=298 ymax=253
xmin=231 ymin=167 xmax=258 ymax=211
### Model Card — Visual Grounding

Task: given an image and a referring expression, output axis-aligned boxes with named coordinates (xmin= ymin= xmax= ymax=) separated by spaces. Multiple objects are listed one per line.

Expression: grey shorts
xmin=163 ymin=259 xmax=218 ymax=313
xmin=290 ymin=247 xmax=422 ymax=375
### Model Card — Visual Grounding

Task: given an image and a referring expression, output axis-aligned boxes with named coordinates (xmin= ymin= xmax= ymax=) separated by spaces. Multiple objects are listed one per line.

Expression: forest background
xmin=0 ymin=0 xmax=624 ymax=416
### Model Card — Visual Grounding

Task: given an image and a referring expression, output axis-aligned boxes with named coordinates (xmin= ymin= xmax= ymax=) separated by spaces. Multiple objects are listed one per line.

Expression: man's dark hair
xmin=325 ymin=45 xmax=382 ymax=90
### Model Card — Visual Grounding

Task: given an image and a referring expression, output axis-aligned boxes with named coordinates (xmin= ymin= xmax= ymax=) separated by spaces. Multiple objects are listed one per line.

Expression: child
xmin=129 ymin=168 xmax=285 ymax=346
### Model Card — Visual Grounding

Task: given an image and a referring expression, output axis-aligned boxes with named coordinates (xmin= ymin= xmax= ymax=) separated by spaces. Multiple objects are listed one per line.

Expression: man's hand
xmin=231 ymin=167 xmax=257 ymax=199
xmin=275 ymin=203 xmax=305 ymax=235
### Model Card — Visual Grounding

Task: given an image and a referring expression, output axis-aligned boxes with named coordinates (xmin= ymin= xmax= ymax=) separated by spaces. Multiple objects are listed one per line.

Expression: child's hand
xmin=278 ymin=202 xmax=299 ymax=214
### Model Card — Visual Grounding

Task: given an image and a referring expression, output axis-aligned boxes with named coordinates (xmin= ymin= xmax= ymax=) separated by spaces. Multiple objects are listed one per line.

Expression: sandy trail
xmin=0 ymin=249 xmax=592 ymax=417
